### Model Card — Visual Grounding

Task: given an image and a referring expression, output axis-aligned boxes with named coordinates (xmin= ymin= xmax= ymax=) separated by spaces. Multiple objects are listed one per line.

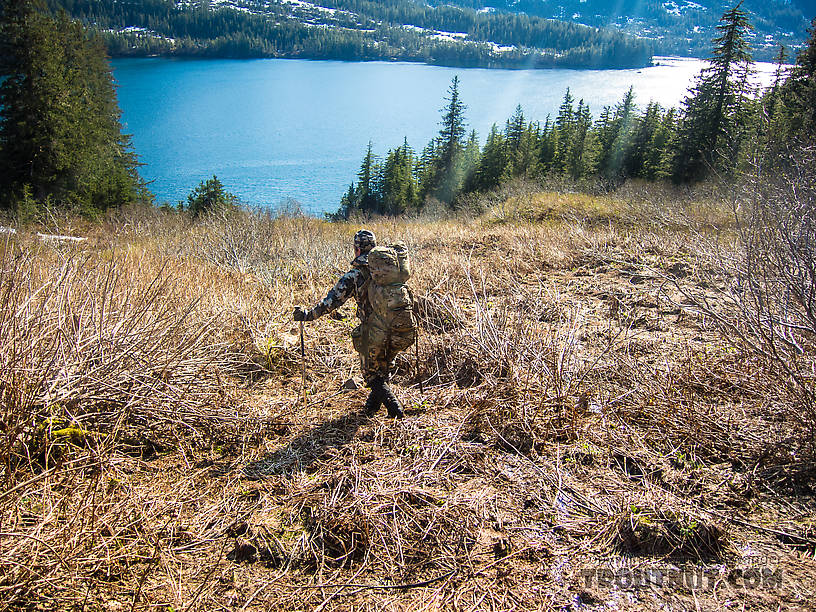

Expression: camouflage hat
xmin=354 ymin=229 xmax=376 ymax=253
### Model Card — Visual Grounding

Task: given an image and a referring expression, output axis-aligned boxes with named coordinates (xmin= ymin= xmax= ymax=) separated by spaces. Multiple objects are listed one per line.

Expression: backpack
xmin=365 ymin=243 xmax=416 ymax=356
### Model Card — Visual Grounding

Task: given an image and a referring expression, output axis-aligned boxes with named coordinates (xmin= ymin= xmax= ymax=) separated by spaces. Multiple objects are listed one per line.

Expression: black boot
xmin=380 ymin=382 xmax=404 ymax=419
xmin=363 ymin=384 xmax=383 ymax=414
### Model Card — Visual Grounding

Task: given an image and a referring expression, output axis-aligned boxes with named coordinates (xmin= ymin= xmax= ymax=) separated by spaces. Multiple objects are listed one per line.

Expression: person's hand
xmin=293 ymin=307 xmax=310 ymax=322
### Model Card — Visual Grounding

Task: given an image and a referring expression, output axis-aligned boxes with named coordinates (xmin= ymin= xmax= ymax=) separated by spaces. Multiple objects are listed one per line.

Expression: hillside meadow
xmin=1 ymin=183 xmax=814 ymax=610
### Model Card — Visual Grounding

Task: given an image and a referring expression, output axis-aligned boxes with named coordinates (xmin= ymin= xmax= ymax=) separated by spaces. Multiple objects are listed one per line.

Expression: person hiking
xmin=294 ymin=229 xmax=415 ymax=419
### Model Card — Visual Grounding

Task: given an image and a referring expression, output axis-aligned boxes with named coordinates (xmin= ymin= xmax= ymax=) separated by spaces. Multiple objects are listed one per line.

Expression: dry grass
xmin=1 ymin=191 xmax=814 ymax=610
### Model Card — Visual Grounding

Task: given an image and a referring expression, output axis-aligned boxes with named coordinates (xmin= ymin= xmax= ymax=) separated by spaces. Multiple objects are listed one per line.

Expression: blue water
xmin=112 ymin=57 xmax=781 ymax=216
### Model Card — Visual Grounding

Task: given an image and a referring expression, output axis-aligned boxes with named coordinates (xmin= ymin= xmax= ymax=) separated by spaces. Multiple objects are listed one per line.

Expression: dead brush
xmin=0 ymin=236 xmax=269 ymax=607
xmin=418 ymin=263 xmax=595 ymax=451
xmin=290 ymin=436 xmax=479 ymax=580
xmin=0 ymin=242 xmax=244 ymax=455
xmin=192 ymin=208 xmax=351 ymax=290
xmin=670 ymin=153 xmax=816 ymax=460
xmin=601 ymin=498 xmax=726 ymax=560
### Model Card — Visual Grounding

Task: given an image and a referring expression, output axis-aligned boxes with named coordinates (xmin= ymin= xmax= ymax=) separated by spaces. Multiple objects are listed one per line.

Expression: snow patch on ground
xmin=663 ymin=0 xmax=706 ymax=16
xmin=177 ymin=0 xmax=265 ymax=16
xmin=402 ymin=24 xmax=468 ymax=43
xmin=663 ymin=2 xmax=681 ymax=16
xmin=106 ymin=26 xmax=176 ymax=43
xmin=431 ymin=30 xmax=468 ymax=42
xmin=402 ymin=24 xmax=512 ymax=53
xmin=281 ymin=0 xmax=339 ymax=16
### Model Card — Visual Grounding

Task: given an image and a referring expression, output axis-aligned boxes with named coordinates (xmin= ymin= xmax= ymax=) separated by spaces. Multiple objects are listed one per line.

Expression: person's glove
xmin=293 ymin=306 xmax=312 ymax=322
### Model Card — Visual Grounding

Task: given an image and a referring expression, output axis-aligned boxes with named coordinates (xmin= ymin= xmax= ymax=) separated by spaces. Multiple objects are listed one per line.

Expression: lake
xmin=112 ymin=57 xmax=783 ymax=216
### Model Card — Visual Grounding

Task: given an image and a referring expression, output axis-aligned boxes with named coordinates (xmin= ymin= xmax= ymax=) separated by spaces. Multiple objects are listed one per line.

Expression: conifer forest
xmin=47 ymin=0 xmax=654 ymax=68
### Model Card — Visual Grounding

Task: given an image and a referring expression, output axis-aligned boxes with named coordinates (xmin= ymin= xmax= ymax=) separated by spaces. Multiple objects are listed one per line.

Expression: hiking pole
xmin=415 ymin=321 xmax=424 ymax=395
xmin=299 ymin=320 xmax=307 ymax=406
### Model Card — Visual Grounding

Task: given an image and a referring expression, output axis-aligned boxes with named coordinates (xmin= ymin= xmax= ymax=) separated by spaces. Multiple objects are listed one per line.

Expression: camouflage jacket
xmin=310 ymin=253 xmax=372 ymax=322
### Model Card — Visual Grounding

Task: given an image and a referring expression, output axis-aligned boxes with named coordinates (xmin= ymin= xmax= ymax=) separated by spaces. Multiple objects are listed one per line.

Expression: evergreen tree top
xmin=709 ymin=1 xmax=753 ymax=69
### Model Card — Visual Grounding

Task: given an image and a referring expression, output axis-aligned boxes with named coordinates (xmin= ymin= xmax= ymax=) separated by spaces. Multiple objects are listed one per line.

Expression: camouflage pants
xmin=351 ymin=323 xmax=395 ymax=386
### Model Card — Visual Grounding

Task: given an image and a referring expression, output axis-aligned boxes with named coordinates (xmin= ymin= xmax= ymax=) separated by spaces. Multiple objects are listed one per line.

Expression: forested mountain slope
xmin=50 ymin=0 xmax=810 ymax=66
xmin=444 ymin=0 xmax=811 ymax=61
xmin=50 ymin=0 xmax=653 ymax=68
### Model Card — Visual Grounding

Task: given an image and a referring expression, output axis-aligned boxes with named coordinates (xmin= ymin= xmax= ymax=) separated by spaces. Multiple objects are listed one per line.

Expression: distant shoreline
xmin=106 ymin=51 xmax=654 ymax=71
xmin=110 ymin=55 xmax=790 ymax=74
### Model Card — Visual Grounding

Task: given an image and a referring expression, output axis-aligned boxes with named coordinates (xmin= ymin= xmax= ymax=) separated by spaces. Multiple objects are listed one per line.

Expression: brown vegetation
xmin=1 ymin=186 xmax=814 ymax=610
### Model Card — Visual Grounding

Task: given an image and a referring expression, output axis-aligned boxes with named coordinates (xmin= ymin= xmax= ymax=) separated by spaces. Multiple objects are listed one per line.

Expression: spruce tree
xmin=471 ymin=124 xmax=507 ymax=192
xmin=554 ymin=89 xmax=575 ymax=174
xmin=416 ymin=140 xmax=441 ymax=202
xmin=567 ymin=100 xmax=597 ymax=180
xmin=505 ymin=122 xmax=539 ymax=180
xmin=335 ymin=183 xmax=358 ymax=220
xmin=501 ymin=105 xmax=541 ymax=180
xmin=461 ymin=130 xmax=481 ymax=189
xmin=438 ymin=76 xmax=467 ymax=171
xmin=627 ymin=101 xmax=662 ymax=178
xmin=537 ymin=116 xmax=556 ymax=173
xmin=380 ymin=139 xmax=417 ymax=216
xmin=643 ymin=108 xmax=676 ymax=180
xmin=356 ymin=141 xmax=379 ymax=214
xmin=432 ymin=76 xmax=469 ymax=204
xmin=595 ymin=105 xmax=615 ymax=172
xmin=0 ymin=0 xmax=141 ymax=213
xmin=505 ymin=105 xmax=526 ymax=154
xmin=603 ymin=86 xmax=637 ymax=181
xmin=763 ymin=45 xmax=788 ymax=129
xmin=670 ymin=2 xmax=754 ymax=182
xmin=770 ymin=18 xmax=816 ymax=148
xmin=186 ymin=175 xmax=237 ymax=218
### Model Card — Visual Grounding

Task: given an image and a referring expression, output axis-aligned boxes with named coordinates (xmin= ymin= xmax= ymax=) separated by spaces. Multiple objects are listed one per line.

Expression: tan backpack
xmin=365 ymin=243 xmax=416 ymax=355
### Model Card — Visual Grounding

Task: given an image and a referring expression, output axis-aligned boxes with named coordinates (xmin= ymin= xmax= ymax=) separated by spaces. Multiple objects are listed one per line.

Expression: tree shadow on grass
xmin=242 ymin=409 xmax=371 ymax=479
